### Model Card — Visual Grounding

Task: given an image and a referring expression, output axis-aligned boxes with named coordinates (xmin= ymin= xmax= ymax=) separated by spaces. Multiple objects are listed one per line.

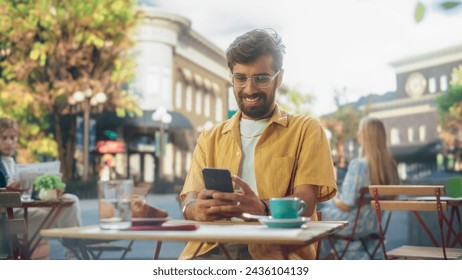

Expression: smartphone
xmin=202 ymin=168 xmax=234 ymax=193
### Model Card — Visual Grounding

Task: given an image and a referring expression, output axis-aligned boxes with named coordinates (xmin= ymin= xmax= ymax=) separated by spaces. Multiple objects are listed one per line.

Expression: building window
xmin=175 ymin=150 xmax=182 ymax=177
xmin=204 ymin=94 xmax=211 ymax=117
xmin=186 ymin=152 xmax=192 ymax=171
xmin=428 ymin=77 xmax=436 ymax=93
xmin=144 ymin=154 xmax=155 ymax=182
xmin=195 ymin=88 xmax=202 ymax=115
xmin=175 ymin=81 xmax=182 ymax=109
xmin=408 ymin=127 xmax=414 ymax=143
xmin=390 ymin=128 xmax=400 ymax=145
xmin=440 ymin=75 xmax=448 ymax=92
xmin=397 ymin=163 xmax=407 ymax=181
xmin=215 ymin=97 xmax=223 ymax=122
xmin=186 ymin=85 xmax=192 ymax=112
xmin=419 ymin=125 xmax=426 ymax=142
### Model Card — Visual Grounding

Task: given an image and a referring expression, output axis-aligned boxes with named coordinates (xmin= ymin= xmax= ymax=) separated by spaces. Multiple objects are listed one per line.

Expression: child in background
xmin=0 ymin=117 xmax=82 ymax=259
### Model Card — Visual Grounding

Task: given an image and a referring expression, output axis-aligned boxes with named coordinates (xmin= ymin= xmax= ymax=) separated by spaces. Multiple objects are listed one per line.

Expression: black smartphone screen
xmin=202 ymin=168 xmax=234 ymax=193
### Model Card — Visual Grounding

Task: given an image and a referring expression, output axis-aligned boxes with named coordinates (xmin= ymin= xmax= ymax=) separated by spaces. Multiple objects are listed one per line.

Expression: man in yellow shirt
xmin=179 ymin=29 xmax=337 ymax=260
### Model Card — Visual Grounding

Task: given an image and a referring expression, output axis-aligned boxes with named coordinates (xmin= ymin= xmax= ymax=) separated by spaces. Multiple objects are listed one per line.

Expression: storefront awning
xmin=390 ymin=140 xmax=442 ymax=162
xmin=123 ymin=110 xmax=195 ymax=151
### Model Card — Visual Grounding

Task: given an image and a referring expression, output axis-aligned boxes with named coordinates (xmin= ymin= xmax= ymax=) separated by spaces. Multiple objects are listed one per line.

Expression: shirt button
xmin=236 ymin=152 xmax=240 ymax=156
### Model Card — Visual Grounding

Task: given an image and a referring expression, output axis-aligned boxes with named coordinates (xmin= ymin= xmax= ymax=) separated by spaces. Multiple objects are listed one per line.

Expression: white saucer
xmin=259 ymin=217 xmax=310 ymax=228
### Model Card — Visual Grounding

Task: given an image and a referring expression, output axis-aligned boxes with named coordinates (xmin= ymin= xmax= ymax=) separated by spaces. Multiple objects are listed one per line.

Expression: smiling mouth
xmin=241 ymin=94 xmax=264 ymax=105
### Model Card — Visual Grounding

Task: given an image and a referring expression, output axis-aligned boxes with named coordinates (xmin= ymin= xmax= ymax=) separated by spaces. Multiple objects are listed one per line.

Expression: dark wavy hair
xmin=226 ymin=28 xmax=286 ymax=73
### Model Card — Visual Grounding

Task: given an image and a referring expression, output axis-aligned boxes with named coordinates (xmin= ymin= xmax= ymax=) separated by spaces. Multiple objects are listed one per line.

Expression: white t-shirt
xmin=239 ymin=118 xmax=269 ymax=195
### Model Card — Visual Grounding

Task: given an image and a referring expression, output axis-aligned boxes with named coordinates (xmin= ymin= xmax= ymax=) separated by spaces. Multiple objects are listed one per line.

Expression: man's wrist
xmin=182 ymin=200 xmax=195 ymax=220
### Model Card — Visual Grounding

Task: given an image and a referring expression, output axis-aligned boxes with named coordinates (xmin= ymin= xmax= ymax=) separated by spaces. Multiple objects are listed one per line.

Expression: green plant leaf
xmin=441 ymin=1 xmax=461 ymax=10
xmin=415 ymin=2 xmax=426 ymax=23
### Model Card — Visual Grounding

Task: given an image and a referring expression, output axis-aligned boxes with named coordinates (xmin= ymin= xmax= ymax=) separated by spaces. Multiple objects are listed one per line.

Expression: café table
xmin=40 ymin=219 xmax=349 ymax=260
xmin=19 ymin=198 xmax=75 ymax=258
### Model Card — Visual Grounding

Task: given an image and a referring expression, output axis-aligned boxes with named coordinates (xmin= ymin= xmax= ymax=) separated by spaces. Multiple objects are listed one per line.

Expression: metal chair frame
xmin=327 ymin=187 xmax=390 ymax=260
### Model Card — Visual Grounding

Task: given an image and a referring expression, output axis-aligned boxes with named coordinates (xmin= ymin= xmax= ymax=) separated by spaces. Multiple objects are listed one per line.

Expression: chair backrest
xmin=368 ymin=185 xmax=449 ymax=259
xmin=0 ymin=192 xmax=26 ymax=259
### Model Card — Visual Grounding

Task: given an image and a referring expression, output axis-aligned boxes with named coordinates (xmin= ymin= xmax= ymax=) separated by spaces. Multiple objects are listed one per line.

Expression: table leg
xmin=78 ymin=242 xmax=92 ymax=260
xmin=153 ymin=241 xmax=163 ymax=260
xmin=191 ymin=242 xmax=205 ymax=258
xmin=29 ymin=206 xmax=64 ymax=255
xmin=217 ymin=243 xmax=233 ymax=260
xmin=445 ymin=206 xmax=462 ymax=247
xmin=22 ymin=208 xmax=31 ymax=259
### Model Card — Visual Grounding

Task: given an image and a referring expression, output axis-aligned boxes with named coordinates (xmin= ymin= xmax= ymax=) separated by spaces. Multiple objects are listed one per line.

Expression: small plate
xmin=131 ymin=217 xmax=169 ymax=226
xmin=260 ymin=217 xmax=309 ymax=228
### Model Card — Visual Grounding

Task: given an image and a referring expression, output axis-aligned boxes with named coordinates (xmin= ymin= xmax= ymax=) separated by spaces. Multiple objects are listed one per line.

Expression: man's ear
xmin=276 ymin=69 xmax=284 ymax=88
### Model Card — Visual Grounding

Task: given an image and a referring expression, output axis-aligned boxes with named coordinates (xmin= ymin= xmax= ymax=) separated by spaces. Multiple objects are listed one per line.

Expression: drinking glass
xmin=18 ymin=174 xmax=34 ymax=201
xmin=98 ymin=179 xmax=133 ymax=230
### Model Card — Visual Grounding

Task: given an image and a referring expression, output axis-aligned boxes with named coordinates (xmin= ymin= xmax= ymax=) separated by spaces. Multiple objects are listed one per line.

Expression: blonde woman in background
xmin=320 ymin=116 xmax=400 ymax=259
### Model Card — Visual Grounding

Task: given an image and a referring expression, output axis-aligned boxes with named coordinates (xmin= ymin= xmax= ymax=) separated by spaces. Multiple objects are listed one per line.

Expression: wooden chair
xmin=369 ymin=185 xmax=462 ymax=260
xmin=0 ymin=192 xmax=27 ymax=259
xmin=327 ymin=187 xmax=391 ymax=259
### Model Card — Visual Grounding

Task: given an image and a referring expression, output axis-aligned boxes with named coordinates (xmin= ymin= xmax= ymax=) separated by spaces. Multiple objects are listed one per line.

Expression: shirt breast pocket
xmin=267 ymin=157 xmax=295 ymax=196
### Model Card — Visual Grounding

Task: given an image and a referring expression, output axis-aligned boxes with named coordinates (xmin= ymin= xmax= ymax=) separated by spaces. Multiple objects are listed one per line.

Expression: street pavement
xmin=47 ymin=193 xmax=409 ymax=260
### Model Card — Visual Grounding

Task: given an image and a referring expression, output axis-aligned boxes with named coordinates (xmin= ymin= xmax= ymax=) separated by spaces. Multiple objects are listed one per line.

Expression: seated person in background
xmin=179 ymin=29 xmax=337 ymax=260
xmin=0 ymin=117 xmax=82 ymax=259
xmin=319 ymin=116 xmax=400 ymax=259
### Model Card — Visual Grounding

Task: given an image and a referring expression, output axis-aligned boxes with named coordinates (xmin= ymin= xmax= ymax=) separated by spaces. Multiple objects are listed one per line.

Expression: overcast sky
xmin=150 ymin=0 xmax=462 ymax=116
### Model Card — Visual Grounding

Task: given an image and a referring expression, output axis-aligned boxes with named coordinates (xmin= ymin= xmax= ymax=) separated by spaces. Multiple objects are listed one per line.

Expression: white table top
xmin=40 ymin=220 xmax=348 ymax=246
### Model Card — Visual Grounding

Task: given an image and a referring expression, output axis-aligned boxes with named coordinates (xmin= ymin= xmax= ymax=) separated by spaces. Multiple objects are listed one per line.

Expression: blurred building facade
xmin=365 ymin=45 xmax=462 ymax=180
xmin=96 ymin=7 xmax=231 ymax=192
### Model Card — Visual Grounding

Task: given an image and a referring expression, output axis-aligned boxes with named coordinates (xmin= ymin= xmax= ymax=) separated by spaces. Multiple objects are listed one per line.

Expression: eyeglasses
xmin=231 ymin=70 xmax=280 ymax=89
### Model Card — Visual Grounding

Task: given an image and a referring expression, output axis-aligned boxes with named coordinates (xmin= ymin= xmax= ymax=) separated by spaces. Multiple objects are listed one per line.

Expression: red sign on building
xmin=96 ymin=141 xmax=125 ymax=154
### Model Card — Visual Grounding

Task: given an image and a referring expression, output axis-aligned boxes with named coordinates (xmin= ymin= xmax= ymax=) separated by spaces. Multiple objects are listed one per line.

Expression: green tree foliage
xmin=277 ymin=88 xmax=316 ymax=116
xmin=436 ymin=64 xmax=462 ymax=153
xmin=415 ymin=0 xmax=461 ymax=22
xmin=0 ymin=0 xmax=142 ymax=179
xmin=321 ymin=88 xmax=365 ymax=165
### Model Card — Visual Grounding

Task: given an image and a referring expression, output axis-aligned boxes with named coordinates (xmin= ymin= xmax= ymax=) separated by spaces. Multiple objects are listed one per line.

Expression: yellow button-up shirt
xmin=179 ymin=105 xmax=337 ymax=259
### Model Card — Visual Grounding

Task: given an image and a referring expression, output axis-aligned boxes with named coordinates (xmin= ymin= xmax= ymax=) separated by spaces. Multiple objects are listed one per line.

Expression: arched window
xmin=440 ymin=75 xmax=448 ymax=92
xmin=390 ymin=128 xmax=400 ymax=145
xmin=215 ymin=97 xmax=223 ymax=122
xmin=186 ymin=85 xmax=192 ymax=112
xmin=419 ymin=125 xmax=426 ymax=142
xmin=195 ymin=88 xmax=202 ymax=115
xmin=408 ymin=127 xmax=414 ymax=143
xmin=175 ymin=81 xmax=182 ymax=109
xmin=204 ymin=94 xmax=211 ymax=117
xmin=428 ymin=77 xmax=436 ymax=93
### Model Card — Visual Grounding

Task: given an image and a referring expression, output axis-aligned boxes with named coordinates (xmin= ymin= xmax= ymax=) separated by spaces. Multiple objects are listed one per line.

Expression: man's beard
xmin=237 ymin=91 xmax=275 ymax=119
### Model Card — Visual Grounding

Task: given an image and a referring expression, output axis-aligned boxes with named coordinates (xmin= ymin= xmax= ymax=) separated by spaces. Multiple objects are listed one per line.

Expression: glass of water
xmin=98 ymin=179 xmax=133 ymax=230
xmin=17 ymin=172 xmax=34 ymax=201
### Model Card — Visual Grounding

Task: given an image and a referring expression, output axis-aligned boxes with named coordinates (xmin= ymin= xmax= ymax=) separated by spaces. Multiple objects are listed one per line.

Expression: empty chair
xmin=369 ymin=185 xmax=462 ymax=260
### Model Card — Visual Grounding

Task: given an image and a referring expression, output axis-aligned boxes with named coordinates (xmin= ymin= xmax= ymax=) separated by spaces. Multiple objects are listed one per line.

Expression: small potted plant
xmin=33 ymin=174 xmax=66 ymax=201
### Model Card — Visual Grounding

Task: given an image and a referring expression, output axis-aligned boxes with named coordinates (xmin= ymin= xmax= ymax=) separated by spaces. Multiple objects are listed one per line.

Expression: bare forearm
xmin=333 ymin=198 xmax=351 ymax=212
